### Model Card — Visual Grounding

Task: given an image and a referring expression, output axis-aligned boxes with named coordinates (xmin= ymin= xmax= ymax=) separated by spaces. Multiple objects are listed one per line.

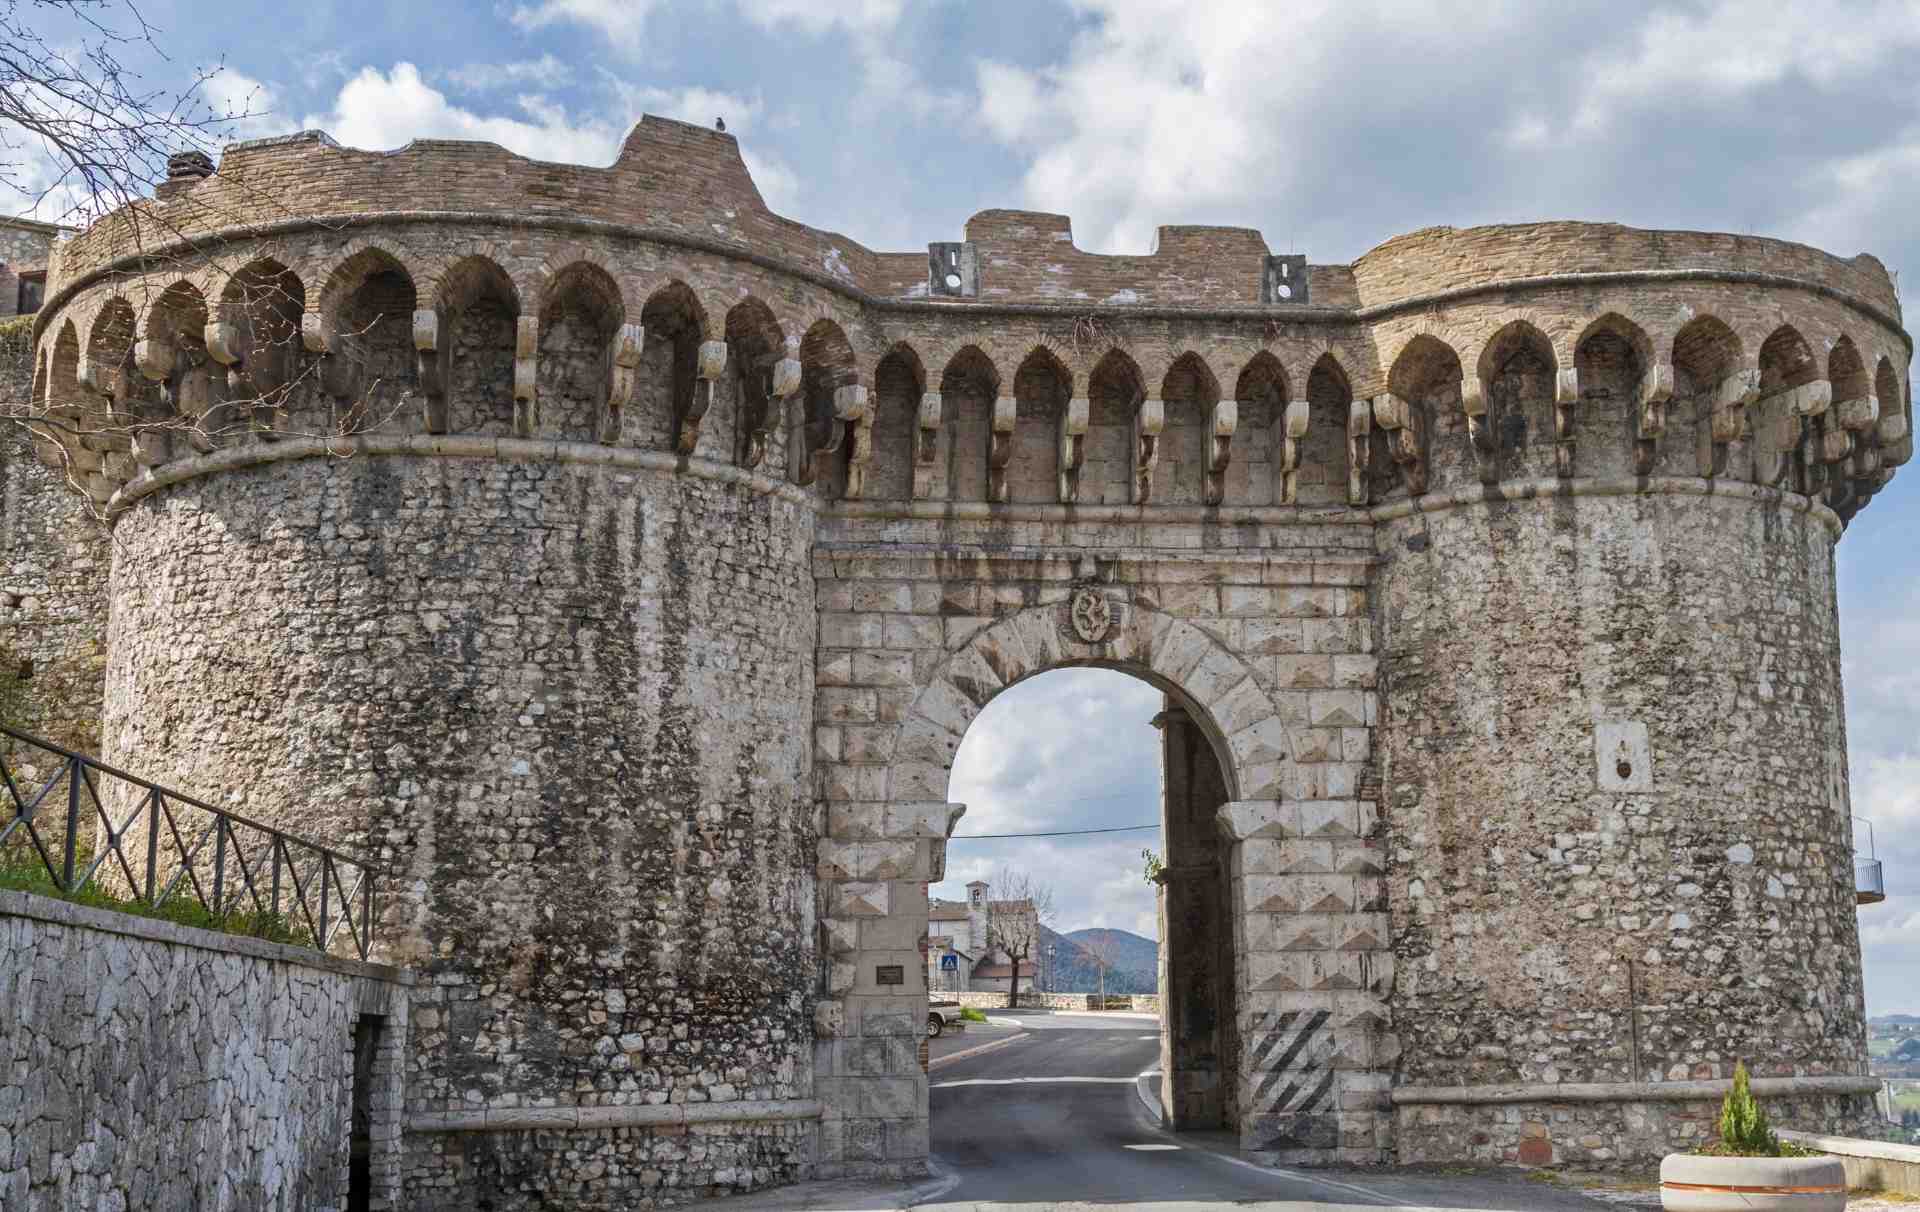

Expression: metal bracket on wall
xmin=929 ymin=242 xmax=979 ymax=298
xmin=1263 ymin=254 xmax=1309 ymax=305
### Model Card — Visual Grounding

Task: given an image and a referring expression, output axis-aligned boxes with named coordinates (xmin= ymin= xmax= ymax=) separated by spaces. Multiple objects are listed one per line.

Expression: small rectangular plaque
xmin=875 ymin=965 xmax=905 ymax=986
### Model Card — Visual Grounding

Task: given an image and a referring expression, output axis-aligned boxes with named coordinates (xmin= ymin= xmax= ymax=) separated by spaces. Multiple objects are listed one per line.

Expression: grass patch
xmin=0 ymin=845 xmax=311 ymax=947
xmin=960 ymin=1007 xmax=988 ymax=1023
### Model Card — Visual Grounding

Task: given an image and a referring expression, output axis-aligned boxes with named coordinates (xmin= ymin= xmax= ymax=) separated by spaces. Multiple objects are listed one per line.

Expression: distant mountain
xmin=1872 ymin=1014 xmax=1920 ymax=1025
xmin=1033 ymin=924 xmax=1159 ymax=995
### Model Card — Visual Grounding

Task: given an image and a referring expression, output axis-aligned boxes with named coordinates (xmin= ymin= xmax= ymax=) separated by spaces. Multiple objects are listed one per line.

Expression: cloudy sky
xmin=8 ymin=0 xmax=1918 ymax=1013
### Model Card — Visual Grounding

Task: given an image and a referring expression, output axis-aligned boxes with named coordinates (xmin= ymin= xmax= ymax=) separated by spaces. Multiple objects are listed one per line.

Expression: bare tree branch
xmin=985 ymin=865 xmax=1054 ymax=1009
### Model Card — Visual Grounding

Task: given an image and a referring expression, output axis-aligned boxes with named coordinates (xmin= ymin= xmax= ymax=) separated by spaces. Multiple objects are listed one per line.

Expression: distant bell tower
xmin=966 ymin=880 xmax=988 ymax=955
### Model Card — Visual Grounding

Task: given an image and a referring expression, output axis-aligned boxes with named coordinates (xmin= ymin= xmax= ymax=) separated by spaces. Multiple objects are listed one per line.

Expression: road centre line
xmin=931 ymin=1075 xmax=1144 ymax=1089
xmin=926 ymin=1032 xmax=1030 ymax=1071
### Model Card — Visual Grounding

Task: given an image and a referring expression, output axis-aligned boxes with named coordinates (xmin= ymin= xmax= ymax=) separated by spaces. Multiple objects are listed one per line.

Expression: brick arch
xmin=884 ymin=602 xmax=1288 ymax=810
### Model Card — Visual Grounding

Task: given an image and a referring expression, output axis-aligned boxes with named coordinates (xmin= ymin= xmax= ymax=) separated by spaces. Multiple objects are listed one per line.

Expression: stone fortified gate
xmin=10 ymin=117 xmax=1908 ymax=1208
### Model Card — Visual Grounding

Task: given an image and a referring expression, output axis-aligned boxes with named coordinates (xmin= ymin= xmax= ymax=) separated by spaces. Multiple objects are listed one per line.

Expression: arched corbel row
xmin=1279 ymin=397 xmax=1309 ymax=505
xmin=841 ymin=382 xmax=875 ymax=499
xmin=1792 ymin=381 xmax=1837 ymax=496
xmin=1204 ymin=397 xmax=1236 ymax=506
xmin=676 ymin=334 xmax=729 ymax=455
xmin=1346 ymin=396 xmax=1372 ymax=505
xmin=1553 ymin=368 xmax=1578 ymax=477
xmin=1132 ymin=389 xmax=1164 ymax=504
xmin=749 ymin=351 xmax=799 ymax=469
xmin=606 ymin=322 xmax=646 ymax=445
xmin=513 ymin=315 xmax=540 ymax=437
xmin=1457 ymin=372 xmax=1502 ymax=485
xmin=796 ymin=376 xmax=869 ymax=492
xmin=988 ymin=392 xmax=1017 ymax=503
xmin=1371 ymin=392 xmax=1426 ymax=496
xmin=1058 ymin=394 xmax=1089 ymax=502
xmin=1751 ymin=377 xmax=1829 ymax=488
xmin=1633 ymin=362 xmax=1674 ymax=476
xmin=912 ymin=389 xmax=942 ymax=498
xmin=1704 ymin=367 xmax=1760 ymax=478
xmin=412 ymin=309 xmax=445 ymax=432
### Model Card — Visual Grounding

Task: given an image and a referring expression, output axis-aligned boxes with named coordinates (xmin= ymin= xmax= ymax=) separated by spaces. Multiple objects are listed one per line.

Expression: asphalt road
xmin=923 ymin=1010 xmax=1642 ymax=1210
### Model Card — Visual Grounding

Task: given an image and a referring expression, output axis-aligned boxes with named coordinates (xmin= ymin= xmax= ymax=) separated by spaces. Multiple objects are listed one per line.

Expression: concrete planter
xmin=1659 ymin=1152 xmax=1846 ymax=1211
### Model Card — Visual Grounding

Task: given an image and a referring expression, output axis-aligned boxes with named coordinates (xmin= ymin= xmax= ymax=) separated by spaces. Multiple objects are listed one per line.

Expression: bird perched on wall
xmin=715 ymin=117 xmax=726 ymax=132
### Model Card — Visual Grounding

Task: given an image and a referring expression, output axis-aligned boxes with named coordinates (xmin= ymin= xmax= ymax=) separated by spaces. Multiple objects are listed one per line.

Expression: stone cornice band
xmin=407 ymin=1098 xmax=824 ymax=1134
xmin=37 ymin=209 xmax=1912 ymax=356
xmin=108 ymin=437 xmax=1846 ymax=540
xmin=1392 ymin=1076 xmax=1880 ymax=1106
xmin=107 ymin=432 xmax=816 ymax=514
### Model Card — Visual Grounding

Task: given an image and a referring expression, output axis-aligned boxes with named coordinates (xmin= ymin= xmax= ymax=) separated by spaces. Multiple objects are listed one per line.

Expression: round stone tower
xmin=20 ymin=115 xmax=1907 ymax=1205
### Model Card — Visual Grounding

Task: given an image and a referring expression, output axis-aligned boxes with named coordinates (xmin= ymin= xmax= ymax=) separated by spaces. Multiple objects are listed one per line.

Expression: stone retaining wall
xmin=0 ymin=889 xmax=411 ymax=1212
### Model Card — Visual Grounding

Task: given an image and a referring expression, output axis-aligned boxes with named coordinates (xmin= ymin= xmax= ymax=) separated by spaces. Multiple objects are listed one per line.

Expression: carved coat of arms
xmin=1068 ymin=587 xmax=1113 ymax=643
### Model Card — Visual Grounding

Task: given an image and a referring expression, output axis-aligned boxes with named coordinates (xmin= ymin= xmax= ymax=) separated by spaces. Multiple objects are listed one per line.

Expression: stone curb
xmin=407 ymin=1099 xmax=825 ymax=1134
xmin=0 ymin=888 xmax=413 ymax=984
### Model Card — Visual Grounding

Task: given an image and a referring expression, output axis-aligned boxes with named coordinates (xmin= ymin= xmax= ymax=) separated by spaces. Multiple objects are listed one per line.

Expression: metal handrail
xmin=0 ymin=723 xmax=382 ymax=959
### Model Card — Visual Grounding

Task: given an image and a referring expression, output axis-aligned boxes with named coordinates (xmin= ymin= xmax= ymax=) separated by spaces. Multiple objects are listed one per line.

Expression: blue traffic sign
xmin=940 ymin=954 xmax=958 ymax=971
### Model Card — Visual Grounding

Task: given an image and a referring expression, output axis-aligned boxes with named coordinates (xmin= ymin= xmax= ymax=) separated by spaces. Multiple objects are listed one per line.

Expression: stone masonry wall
xmin=101 ymin=453 xmax=819 ymax=1210
xmin=0 ymin=889 xmax=410 ymax=1212
xmin=1374 ymin=492 xmax=1876 ymax=1162
xmin=1 ymin=313 xmax=111 ymax=804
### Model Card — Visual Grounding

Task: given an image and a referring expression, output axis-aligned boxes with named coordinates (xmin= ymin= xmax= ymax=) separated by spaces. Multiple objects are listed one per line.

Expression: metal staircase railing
xmin=0 ymin=724 xmax=383 ymax=959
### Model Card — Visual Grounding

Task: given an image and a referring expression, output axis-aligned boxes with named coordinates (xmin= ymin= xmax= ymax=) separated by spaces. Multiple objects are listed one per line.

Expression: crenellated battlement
xmin=5 ymin=120 xmax=1901 ymax=1203
xmin=21 ymin=175 xmax=1912 ymax=525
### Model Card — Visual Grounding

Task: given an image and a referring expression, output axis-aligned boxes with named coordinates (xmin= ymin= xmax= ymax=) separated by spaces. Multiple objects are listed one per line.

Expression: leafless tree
xmin=1079 ymin=929 xmax=1121 ymax=1008
xmin=1 ymin=2 xmax=407 ymax=521
xmin=985 ymin=865 xmax=1054 ymax=1009
xmin=2 ymin=0 xmax=256 ymax=226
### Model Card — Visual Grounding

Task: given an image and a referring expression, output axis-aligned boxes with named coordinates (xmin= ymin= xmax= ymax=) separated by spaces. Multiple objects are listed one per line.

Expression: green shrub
xmin=960 ymin=1006 xmax=987 ymax=1023
xmin=1717 ymin=1061 xmax=1778 ymax=1155
xmin=0 ymin=842 xmax=310 ymax=947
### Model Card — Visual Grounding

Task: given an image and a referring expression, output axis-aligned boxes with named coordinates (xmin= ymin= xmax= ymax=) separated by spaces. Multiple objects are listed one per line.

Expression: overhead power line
xmin=949 ymin=823 xmax=1158 ymax=839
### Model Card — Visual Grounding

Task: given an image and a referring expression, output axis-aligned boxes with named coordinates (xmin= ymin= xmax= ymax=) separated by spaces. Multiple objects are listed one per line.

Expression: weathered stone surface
xmin=0 ymin=890 xmax=410 ymax=1212
xmin=3 ymin=120 xmax=1904 ymax=1204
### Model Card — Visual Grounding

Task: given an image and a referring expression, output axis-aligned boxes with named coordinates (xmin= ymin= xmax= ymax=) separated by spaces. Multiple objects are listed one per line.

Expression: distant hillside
xmin=1036 ymin=925 xmax=1158 ymax=995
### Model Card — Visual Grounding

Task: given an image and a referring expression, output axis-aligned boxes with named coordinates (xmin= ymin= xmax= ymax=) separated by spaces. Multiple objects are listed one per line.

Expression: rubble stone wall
xmin=6 ymin=118 xmax=1908 ymax=1204
xmin=1 ymin=312 xmax=111 ymax=765
xmin=0 ymin=889 xmax=409 ymax=1212
xmin=100 ymin=451 xmax=819 ymax=1210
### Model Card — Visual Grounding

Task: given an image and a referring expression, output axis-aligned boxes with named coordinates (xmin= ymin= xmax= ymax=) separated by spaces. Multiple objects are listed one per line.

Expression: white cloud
xmin=300 ymin=63 xmax=623 ymax=165
xmin=934 ymin=669 xmax=1166 ymax=940
xmin=509 ymin=0 xmax=660 ymax=49
xmin=612 ymin=82 xmax=764 ymax=136
xmin=443 ymin=55 xmax=573 ymax=94
xmin=735 ymin=0 xmax=903 ymax=36
xmin=968 ymin=0 xmax=1920 ymax=266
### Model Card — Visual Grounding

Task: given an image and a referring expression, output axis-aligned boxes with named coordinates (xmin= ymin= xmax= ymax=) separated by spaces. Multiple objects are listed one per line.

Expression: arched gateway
xmin=819 ymin=598 xmax=1393 ymax=1162
xmin=16 ymin=117 xmax=1897 ymax=1207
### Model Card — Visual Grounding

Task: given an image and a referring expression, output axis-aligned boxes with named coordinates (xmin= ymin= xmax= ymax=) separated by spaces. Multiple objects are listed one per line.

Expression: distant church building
xmin=926 ymin=880 xmax=1038 ymax=994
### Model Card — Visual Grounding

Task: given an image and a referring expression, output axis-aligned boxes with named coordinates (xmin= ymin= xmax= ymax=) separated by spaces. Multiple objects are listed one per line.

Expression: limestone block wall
xmin=808 ymin=523 xmax=1398 ymax=1167
xmin=99 ymin=450 xmax=819 ymax=1210
xmin=0 ymin=889 xmax=409 ymax=1212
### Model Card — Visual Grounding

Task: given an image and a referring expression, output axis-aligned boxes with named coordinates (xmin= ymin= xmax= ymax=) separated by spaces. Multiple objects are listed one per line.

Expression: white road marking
xmin=931 ymin=1075 xmax=1143 ymax=1088
xmin=1123 ymin=1143 xmax=1181 ymax=1151
xmin=1135 ymin=1034 xmax=1158 ymax=1040
xmin=925 ymin=1032 xmax=1031 ymax=1070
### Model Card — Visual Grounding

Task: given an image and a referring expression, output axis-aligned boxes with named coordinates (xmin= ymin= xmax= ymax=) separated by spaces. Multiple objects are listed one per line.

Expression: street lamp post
xmin=1047 ymin=943 xmax=1057 ymax=993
